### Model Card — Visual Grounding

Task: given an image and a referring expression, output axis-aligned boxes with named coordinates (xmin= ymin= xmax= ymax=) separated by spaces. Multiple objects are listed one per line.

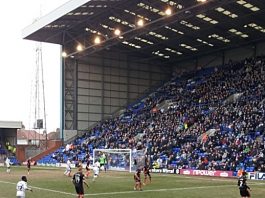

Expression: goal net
xmin=93 ymin=149 xmax=146 ymax=172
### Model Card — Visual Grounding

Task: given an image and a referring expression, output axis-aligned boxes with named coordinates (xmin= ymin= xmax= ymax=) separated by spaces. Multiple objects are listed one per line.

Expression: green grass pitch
xmin=0 ymin=166 xmax=264 ymax=198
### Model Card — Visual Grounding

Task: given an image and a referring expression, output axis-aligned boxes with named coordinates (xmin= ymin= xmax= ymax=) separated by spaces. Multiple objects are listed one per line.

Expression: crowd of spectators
xmin=48 ymin=57 xmax=265 ymax=173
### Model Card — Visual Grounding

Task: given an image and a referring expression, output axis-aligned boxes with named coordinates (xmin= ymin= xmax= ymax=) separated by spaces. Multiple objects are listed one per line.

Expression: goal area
xmin=93 ymin=149 xmax=146 ymax=172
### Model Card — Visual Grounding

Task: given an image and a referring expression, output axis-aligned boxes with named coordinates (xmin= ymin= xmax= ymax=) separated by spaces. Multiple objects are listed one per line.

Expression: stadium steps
xmin=28 ymin=141 xmax=62 ymax=163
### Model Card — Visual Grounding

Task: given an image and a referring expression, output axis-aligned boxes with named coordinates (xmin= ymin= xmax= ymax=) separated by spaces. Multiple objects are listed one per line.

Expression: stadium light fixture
xmin=165 ymin=8 xmax=172 ymax=16
xmin=62 ymin=51 xmax=67 ymax=57
xmin=197 ymin=0 xmax=207 ymax=2
xmin=137 ymin=19 xmax=144 ymax=27
xmin=94 ymin=36 xmax=101 ymax=44
xmin=76 ymin=44 xmax=83 ymax=51
xmin=114 ymin=29 xmax=121 ymax=36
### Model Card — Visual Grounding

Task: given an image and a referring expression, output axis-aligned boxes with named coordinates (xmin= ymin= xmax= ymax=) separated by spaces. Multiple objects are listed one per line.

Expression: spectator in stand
xmin=45 ymin=56 xmax=265 ymax=173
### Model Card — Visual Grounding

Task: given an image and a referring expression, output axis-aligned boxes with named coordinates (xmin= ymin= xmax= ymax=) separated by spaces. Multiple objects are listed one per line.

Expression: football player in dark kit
xmin=85 ymin=159 xmax=90 ymax=178
xmin=27 ymin=158 xmax=31 ymax=175
xmin=143 ymin=165 xmax=151 ymax=185
xmin=72 ymin=165 xmax=89 ymax=198
xmin=238 ymin=171 xmax=251 ymax=198
xmin=134 ymin=169 xmax=143 ymax=191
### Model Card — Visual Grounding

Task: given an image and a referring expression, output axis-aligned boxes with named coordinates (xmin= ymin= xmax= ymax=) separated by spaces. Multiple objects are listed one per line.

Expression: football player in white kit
xmin=16 ymin=176 xmax=32 ymax=198
xmin=5 ymin=157 xmax=11 ymax=173
xmin=64 ymin=159 xmax=72 ymax=177
xmin=92 ymin=161 xmax=100 ymax=182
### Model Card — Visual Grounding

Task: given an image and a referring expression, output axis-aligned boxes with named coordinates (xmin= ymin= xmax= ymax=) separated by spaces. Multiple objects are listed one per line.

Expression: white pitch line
xmin=1 ymin=179 xmax=264 ymax=197
xmin=0 ymin=180 xmax=76 ymax=196
xmin=85 ymin=183 xmax=265 ymax=196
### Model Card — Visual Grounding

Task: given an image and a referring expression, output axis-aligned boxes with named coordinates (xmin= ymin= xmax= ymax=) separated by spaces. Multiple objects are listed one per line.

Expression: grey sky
xmin=0 ymin=0 xmax=69 ymax=132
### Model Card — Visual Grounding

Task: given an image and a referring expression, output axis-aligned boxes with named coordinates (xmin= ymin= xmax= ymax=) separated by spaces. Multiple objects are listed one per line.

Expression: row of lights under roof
xmin=245 ymin=23 xmax=265 ymax=33
xmin=165 ymin=26 xmax=184 ymax=35
xmin=236 ymin=0 xmax=260 ymax=12
xmin=208 ymin=34 xmax=230 ymax=43
xmin=62 ymin=0 xmax=209 ymax=57
xmin=196 ymin=14 xmax=218 ymax=24
xmin=196 ymin=38 xmax=214 ymax=47
xmin=124 ymin=9 xmax=151 ymax=22
xmin=152 ymin=50 xmax=170 ymax=59
xmin=160 ymin=0 xmax=183 ymax=9
xmin=180 ymin=20 xmax=200 ymax=30
xmin=229 ymin=28 xmax=248 ymax=38
xmin=137 ymin=0 xmax=204 ymax=17
xmin=62 ymin=7 xmax=175 ymax=57
xmin=165 ymin=47 xmax=183 ymax=55
xmin=215 ymin=7 xmax=238 ymax=18
xmin=180 ymin=43 xmax=198 ymax=51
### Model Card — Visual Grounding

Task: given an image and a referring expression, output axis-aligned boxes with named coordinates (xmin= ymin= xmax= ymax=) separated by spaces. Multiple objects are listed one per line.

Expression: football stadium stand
xmin=38 ymin=56 xmax=265 ymax=174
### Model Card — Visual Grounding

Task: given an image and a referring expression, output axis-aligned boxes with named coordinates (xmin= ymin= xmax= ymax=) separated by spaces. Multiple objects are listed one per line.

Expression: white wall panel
xmin=88 ymin=105 xmax=101 ymax=113
xmin=89 ymin=73 xmax=102 ymax=81
xmin=110 ymin=91 xmax=119 ymax=98
xmin=119 ymin=84 xmax=127 ymax=92
xmin=89 ymin=113 xmax=101 ymax=121
xmin=110 ymin=83 xmax=119 ymax=91
xmin=129 ymin=84 xmax=138 ymax=92
xmin=75 ymin=53 xmax=171 ymax=130
xmin=129 ymin=92 xmax=139 ymax=99
xmin=104 ymin=98 xmax=111 ymax=105
xmin=78 ymin=96 xmax=89 ymax=103
xmin=88 ymin=89 xmax=102 ymax=97
xmin=78 ymin=80 xmax=89 ymax=88
xmin=111 ymin=106 xmax=119 ymax=113
xmin=89 ymin=96 xmax=102 ymax=105
xmin=78 ymin=112 xmax=89 ymax=120
xmin=89 ymin=81 xmax=101 ymax=89
xmin=78 ymin=72 xmax=88 ymax=79
xmin=119 ymin=76 xmax=127 ymax=83
xmin=78 ymin=121 xmax=89 ymax=130
xmin=78 ymin=104 xmax=89 ymax=112
xmin=111 ymin=98 xmax=119 ymax=106
xmin=78 ymin=88 xmax=88 ymax=96
xmin=104 ymin=91 xmax=111 ymax=97
xmin=110 ymin=76 xmax=120 ymax=83
xmin=119 ymin=92 xmax=127 ymax=99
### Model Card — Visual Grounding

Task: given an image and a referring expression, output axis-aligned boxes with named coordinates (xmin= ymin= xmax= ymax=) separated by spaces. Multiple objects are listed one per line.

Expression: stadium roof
xmin=0 ymin=121 xmax=22 ymax=129
xmin=23 ymin=0 xmax=265 ymax=63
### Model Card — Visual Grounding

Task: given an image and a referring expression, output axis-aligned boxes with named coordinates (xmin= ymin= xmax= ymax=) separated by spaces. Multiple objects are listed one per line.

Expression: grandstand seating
xmin=38 ymin=57 xmax=265 ymax=174
xmin=0 ymin=142 xmax=20 ymax=165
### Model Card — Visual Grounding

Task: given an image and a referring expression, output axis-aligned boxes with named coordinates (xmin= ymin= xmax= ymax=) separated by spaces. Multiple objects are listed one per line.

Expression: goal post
xmin=93 ymin=149 xmax=132 ymax=172
xmin=92 ymin=149 xmax=146 ymax=173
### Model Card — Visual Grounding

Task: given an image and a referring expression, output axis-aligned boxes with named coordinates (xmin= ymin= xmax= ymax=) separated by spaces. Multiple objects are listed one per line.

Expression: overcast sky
xmin=0 ymin=0 xmax=69 ymax=132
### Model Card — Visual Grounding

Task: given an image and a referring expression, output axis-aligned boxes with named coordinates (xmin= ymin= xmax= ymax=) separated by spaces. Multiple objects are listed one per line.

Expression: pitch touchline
xmin=0 ymin=180 xmax=264 ymax=197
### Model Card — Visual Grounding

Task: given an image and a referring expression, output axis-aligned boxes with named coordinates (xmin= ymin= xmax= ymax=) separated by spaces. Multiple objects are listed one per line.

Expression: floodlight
xmin=62 ymin=51 xmax=67 ymax=57
xmin=76 ymin=44 xmax=83 ymax=51
xmin=137 ymin=19 xmax=144 ymax=27
xmin=165 ymin=8 xmax=172 ymax=16
xmin=114 ymin=29 xmax=121 ymax=36
xmin=94 ymin=36 xmax=101 ymax=44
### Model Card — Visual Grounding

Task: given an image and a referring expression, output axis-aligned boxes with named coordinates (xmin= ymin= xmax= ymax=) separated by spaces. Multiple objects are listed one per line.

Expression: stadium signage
xmin=248 ymin=172 xmax=265 ymax=180
xmin=150 ymin=169 xmax=178 ymax=174
xmin=180 ymin=169 xmax=233 ymax=177
xmin=55 ymin=163 xmax=75 ymax=168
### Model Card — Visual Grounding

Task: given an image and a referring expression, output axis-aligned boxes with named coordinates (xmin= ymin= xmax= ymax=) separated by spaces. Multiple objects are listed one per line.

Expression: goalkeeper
xmin=99 ymin=154 xmax=107 ymax=172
